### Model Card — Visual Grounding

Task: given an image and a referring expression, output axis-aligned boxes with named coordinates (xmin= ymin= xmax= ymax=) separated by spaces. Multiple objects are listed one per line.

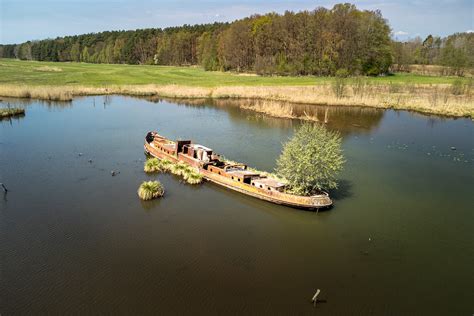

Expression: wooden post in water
xmin=1 ymin=183 xmax=8 ymax=193
xmin=312 ymin=289 xmax=321 ymax=306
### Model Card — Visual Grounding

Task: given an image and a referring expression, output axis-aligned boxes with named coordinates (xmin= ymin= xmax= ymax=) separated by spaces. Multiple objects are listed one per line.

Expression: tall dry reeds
xmin=0 ymin=85 xmax=73 ymax=101
xmin=0 ymin=81 xmax=472 ymax=118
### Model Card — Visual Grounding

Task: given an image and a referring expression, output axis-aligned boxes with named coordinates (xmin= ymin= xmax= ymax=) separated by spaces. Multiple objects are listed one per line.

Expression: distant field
xmin=1 ymin=59 xmax=472 ymax=118
xmin=0 ymin=58 xmax=467 ymax=87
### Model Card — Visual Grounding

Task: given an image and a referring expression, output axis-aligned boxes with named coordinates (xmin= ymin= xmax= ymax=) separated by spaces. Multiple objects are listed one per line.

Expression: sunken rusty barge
xmin=144 ymin=131 xmax=332 ymax=210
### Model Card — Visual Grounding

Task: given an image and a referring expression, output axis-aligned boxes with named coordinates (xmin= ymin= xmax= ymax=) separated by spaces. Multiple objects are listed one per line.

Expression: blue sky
xmin=1 ymin=0 xmax=473 ymax=44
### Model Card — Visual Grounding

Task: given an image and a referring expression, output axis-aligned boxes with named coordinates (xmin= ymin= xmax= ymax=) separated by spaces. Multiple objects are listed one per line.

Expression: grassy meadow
xmin=0 ymin=58 xmax=466 ymax=86
xmin=0 ymin=58 xmax=472 ymax=118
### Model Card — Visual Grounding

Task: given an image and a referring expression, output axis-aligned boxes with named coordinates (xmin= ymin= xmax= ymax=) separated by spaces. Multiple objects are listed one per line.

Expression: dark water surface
xmin=1 ymin=96 xmax=473 ymax=315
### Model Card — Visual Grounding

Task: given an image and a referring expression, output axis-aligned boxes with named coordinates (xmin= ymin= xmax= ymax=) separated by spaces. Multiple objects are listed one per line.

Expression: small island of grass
xmin=144 ymin=158 xmax=203 ymax=185
xmin=138 ymin=180 xmax=165 ymax=201
xmin=1 ymin=107 xmax=25 ymax=118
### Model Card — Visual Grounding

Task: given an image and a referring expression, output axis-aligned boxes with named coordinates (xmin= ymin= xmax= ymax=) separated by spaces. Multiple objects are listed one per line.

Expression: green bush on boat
xmin=137 ymin=180 xmax=165 ymax=200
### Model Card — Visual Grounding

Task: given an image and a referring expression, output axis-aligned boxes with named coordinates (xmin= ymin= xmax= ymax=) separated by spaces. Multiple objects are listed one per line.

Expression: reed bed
xmin=137 ymin=180 xmax=165 ymax=200
xmin=0 ymin=85 xmax=73 ymax=101
xmin=0 ymin=82 xmax=472 ymax=118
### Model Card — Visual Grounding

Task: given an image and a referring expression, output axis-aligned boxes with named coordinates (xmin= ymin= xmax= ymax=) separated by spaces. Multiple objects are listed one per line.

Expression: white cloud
xmin=394 ymin=30 xmax=409 ymax=36
xmin=466 ymin=30 xmax=474 ymax=33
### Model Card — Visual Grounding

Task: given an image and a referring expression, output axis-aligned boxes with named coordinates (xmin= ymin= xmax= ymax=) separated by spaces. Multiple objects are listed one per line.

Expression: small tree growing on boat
xmin=276 ymin=123 xmax=345 ymax=195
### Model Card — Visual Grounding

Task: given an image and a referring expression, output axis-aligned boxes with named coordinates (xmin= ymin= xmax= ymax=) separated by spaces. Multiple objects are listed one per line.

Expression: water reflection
xmin=0 ymin=97 xmax=72 ymax=110
xmin=145 ymin=97 xmax=384 ymax=136
xmin=0 ymin=113 xmax=25 ymax=123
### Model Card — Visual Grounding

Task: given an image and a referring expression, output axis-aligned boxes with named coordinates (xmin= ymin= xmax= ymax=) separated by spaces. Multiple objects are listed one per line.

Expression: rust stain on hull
xmin=144 ymin=131 xmax=332 ymax=210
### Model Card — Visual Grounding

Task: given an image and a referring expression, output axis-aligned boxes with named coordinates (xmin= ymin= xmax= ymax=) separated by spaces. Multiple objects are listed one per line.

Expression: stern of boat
xmin=310 ymin=191 xmax=333 ymax=209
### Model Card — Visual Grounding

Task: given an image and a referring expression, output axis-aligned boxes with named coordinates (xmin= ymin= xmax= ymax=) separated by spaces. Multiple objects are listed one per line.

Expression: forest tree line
xmin=392 ymin=32 xmax=474 ymax=75
xmin=1 ymin=3 xmax=472 ymax=76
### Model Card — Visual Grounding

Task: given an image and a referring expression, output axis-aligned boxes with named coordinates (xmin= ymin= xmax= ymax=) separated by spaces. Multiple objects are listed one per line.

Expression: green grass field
xmin=0 ymin=58 xmax=466 ymax=87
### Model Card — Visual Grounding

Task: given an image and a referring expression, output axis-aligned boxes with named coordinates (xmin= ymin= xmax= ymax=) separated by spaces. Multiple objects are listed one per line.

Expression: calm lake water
xmin=1 ymin=96 xmax=473 ymax=315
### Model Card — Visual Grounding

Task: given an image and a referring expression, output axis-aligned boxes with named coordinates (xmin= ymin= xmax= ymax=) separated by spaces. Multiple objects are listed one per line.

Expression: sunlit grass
xmin=137 ymin=180 xmax=165 ymax=200
xmin=144 ymin=158 xmax=162 ymax=173
xmin=0 ymin=58 xmax=466 ymax=87
xmin=144 ymin=158 xmax=204 ymax=185
xmin=170 ymin=162 xmax=188 ymax=177
xmin=183 ymin=169 xmax=203 ymax=185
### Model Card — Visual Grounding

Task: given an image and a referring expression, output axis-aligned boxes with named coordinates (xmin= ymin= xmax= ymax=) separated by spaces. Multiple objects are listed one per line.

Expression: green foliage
xmin=2 ymin=10 xmax=471 ymax=77
xmin=0 ymin=3 xmax=394 ymax=75
xmin=392 ymin=32 xmax=473 ymax=76
xmin=276 ymin=123 xmax=345 ymax=195
xmin=197 ymin=32 xmax=220 ymax=71
xmin=137 ymin=180 xmax=165 ymax=200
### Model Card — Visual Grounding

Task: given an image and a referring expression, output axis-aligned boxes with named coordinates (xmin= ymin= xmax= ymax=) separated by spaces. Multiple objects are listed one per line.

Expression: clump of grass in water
xmin=143 ymin=158 xmax=175 ymax=173
xmin=148 ymin=159 xmax=204 ymax=185
xmin=160 ymin=159 xmax=173 ymax=172
xmin=183 ymin=169 xmax=203 ymax=185
xmin=0 ymin=108 xmax=25 ymax=118
xmin=137 ymin=180 xmax=165 ymax=200
xmin=144 ymin=158 xmax=162 ymax=173
xmin=170 ymin=162 xmax=188 ymax=176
